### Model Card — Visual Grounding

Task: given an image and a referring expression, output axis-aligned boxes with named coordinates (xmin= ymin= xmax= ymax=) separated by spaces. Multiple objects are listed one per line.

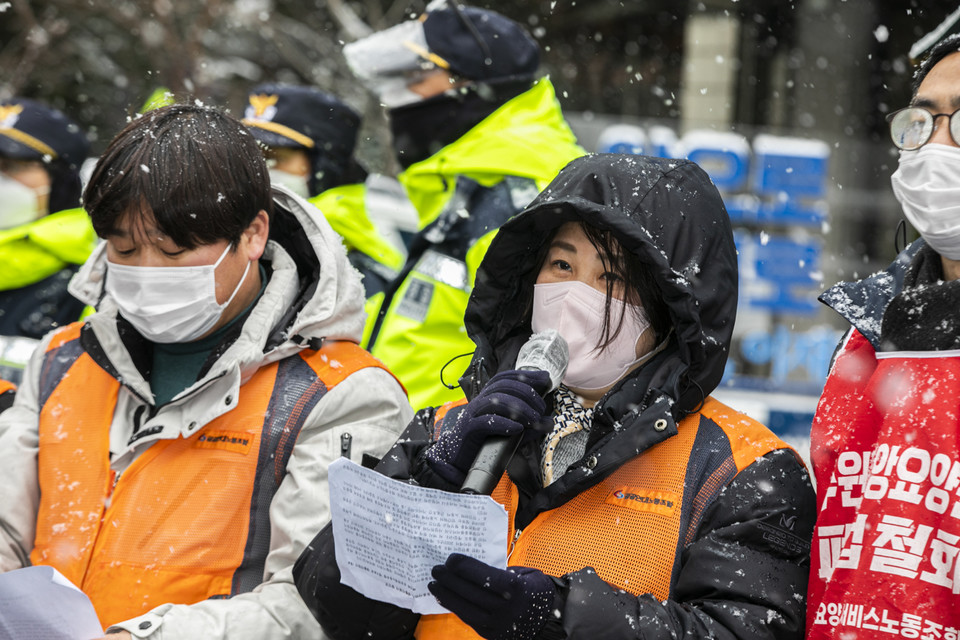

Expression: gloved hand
xmin=428 ymin=553 xmax=558 ymax=640
xmin=424 ymin=369 xmax=550 ymax=486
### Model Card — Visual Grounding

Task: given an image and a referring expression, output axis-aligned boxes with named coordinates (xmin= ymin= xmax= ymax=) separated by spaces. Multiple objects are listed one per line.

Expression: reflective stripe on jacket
xmin=31 ymin=321 xmax=389 ymax=628
xmin=415 ymin=396 xmax=794 ymax=639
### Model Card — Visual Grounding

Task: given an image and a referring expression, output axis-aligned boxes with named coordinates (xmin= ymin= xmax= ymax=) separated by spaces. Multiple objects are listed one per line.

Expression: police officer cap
xmin=422 ymin=4 xmax=540 ymax=82
xmin=0 ymin=98 xmax=89 ymax=170
xmin=242 ymin=84 xmax=361 ymax=161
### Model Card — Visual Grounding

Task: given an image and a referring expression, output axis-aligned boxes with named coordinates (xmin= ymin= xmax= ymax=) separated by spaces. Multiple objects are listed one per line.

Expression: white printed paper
xmin=0 ymin=565 xmax=103 ymax=640
xmin=328 ymin=457 xmax=508 ymax=615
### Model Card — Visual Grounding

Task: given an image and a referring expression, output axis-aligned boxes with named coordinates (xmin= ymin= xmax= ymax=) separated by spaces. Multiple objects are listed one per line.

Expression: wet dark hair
xmin=913 ymin=34 xmax=960 ymax=95
xmin=84 ymin=104 xmax=272 ymax=249
xmin=532 ymin=221 xmax=671 ymax=353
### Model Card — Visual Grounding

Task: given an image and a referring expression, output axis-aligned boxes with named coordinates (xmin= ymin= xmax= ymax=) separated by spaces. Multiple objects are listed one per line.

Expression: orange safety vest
xmin=416 ymin=397 xmax=790 ymax=639
xmin=30 ymin=322 xmax=391 ymax=628
xmin=0 ymin=378 xmax=14 ymax=396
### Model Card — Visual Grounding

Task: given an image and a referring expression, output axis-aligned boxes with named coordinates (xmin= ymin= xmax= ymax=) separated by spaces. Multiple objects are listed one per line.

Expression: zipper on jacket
xmin=507 ymin=528 xmax=523 ymax=561
xmin=105 ymin=469 xmax=119 ymax=507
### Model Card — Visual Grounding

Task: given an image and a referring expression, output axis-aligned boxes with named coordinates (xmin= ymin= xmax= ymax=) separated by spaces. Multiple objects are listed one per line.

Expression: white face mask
xmin=890 ymin=143 xmax=960 ymax=260
xmin=105 ymin=245 xmax=251 ymax=344
xmin=268 ymin=168 xmax=311 ymax=199
xmin=0 ymin=172 xmax=49 ymax=230
xmin=531 ymin=280 xmax=651 ymax=391
xmin=343 ymin=19 xmax=435 ymax=109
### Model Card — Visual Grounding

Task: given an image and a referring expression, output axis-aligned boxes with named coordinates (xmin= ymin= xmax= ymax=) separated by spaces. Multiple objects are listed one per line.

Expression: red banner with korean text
xmin=807 ymin=330 xmax=960 ymax=639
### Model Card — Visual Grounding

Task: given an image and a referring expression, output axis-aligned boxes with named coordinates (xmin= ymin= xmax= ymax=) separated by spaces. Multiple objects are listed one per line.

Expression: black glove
xmin=429 ymin=553 xmax=558 ymax=640
xmin=424 ymin=369 xmax=550 ymax=486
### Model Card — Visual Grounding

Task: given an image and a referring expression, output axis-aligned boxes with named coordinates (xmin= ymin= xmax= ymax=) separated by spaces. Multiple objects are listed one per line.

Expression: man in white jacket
xmin=0 ymin=104 xmax=412 ymax=639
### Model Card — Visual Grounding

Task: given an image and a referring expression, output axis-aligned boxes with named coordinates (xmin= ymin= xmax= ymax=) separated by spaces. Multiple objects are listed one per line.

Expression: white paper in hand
xmin=328 ymin=457 xmax=508 ymax=614
xmin=0 ymin=565 xmax=104 ymax=640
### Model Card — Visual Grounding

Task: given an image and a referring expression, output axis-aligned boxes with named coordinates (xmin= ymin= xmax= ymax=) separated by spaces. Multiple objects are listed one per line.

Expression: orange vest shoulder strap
xmin=432 ymin=398 xmax=468 ymax=438
xmin=299 ymin=340 xmax=403 ymax=391
xmin=699 ymin=396 xmax=796 ymax=472
xmin=45 ymin=320 xmax=85 ymax=349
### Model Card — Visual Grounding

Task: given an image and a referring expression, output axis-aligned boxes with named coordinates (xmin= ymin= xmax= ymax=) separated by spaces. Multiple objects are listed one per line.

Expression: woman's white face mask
xmin=531 ymin=280 xmax=651 ymax=391
xmin=105 ymin=244 xmax=251 ymax=344
xmin=0 ymin=172 xmax=49 ymax=230
xmin=891 ymin=143 xmax=960 ymax=259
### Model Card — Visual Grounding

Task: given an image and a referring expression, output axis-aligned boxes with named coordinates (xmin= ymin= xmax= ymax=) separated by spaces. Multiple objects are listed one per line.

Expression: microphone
xmin=460 ymin=330 xmax=569 ymax=495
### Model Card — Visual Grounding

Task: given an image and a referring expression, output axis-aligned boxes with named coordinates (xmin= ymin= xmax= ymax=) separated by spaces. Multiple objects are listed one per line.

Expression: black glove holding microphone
xmin=423 ymin=368 xmax=551 ymax=488
xmin=424 ymin=329 xmax=568 ymax=493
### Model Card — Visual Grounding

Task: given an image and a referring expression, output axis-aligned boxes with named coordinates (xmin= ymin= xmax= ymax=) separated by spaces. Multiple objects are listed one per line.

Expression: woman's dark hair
xmin=84 ymin=104 xmax=272 ymax=249
xmin=914 ymin=34 xmax=960 ymax=94
xmin=531 ymin=221 xmax=671 ymax=353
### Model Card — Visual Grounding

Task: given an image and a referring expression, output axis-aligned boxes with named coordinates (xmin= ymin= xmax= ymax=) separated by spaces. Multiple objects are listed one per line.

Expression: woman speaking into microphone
xmin=295 ymin=153 xmax=815 ymax=640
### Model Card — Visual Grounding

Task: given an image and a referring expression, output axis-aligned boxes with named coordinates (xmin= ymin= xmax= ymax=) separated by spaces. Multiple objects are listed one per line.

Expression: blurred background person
xmin=344 ymin=0 xmax=585 ymax=411
xmin=242 ymin=83 xmax=414 ymax=297
xmin=0 ymin=97 xmax=94 ymax=383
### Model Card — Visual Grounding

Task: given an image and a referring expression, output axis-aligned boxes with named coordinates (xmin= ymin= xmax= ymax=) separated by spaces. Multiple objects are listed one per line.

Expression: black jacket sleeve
xmin=0 ymin=388 xmax=14 ymax=414
xmin=552 ymin=448 xmax=815 ymax=640
xmin=293 ymin=407 xmax=440 ymax=640
xmin=292 ymin=520 xmax=420 ymax=640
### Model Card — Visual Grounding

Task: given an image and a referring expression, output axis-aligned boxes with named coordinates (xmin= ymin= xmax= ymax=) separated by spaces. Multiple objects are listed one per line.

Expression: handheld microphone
xmin=460 ymin=330 xmax=569 ymax=495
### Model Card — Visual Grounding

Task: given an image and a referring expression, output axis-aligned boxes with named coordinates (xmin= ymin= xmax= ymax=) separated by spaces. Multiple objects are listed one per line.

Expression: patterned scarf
xmin=541 ymin=386 xmax=593 ymax=486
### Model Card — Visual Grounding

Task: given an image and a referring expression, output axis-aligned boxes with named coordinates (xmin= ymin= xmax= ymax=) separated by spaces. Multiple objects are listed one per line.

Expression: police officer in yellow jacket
xmin=242 ymin=84 xmax=412 ymax=298
xmin=0 ymin=98 xmax=95 ymax=383
xmin=344 ymin=1 xmax=585 ymax=410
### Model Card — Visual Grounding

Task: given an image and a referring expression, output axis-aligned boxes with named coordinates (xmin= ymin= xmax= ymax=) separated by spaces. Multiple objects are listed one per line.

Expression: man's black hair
xmin=913 ymin=33 xmax=960 ymax=95
xmin=84 ymin=104 xmax=272 ymax=249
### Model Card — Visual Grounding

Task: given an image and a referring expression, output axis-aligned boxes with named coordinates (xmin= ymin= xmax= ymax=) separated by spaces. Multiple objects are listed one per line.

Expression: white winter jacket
xmin=0 ymin=186 xmax=413 ymax=639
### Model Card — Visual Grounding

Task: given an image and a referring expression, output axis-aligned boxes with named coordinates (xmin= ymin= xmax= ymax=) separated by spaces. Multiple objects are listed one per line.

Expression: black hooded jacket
xmin=294 ymin=154 xmax=815 ymax=640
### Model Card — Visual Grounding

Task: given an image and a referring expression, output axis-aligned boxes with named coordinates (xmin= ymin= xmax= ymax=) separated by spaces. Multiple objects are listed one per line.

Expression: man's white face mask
xmin=891 ymin=143 xmax=960 ymax=260
xmin=105 ymin=244 xmax=251 ymax=344
xmin=0 ymin=172 xmax=49 ymax=229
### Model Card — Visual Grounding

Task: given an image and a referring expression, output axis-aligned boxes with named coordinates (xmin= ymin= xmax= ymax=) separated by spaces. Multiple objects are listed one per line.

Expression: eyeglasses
xmin=886 ymin=106 xmax=960 ymax=150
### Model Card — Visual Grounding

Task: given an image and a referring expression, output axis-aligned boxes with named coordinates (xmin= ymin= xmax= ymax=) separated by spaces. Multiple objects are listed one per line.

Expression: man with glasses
xmin=343 ymin=0 xmax=584 ymax=411
xmin=806 ymin=35 xmax=960 ymax=638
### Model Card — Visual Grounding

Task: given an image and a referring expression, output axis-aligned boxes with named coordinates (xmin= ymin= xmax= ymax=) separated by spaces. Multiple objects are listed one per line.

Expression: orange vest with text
xmin=30 ymin=322 xmax=390 ymax=628
xmin=415 ymin=397 xmax=790 ymax=639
